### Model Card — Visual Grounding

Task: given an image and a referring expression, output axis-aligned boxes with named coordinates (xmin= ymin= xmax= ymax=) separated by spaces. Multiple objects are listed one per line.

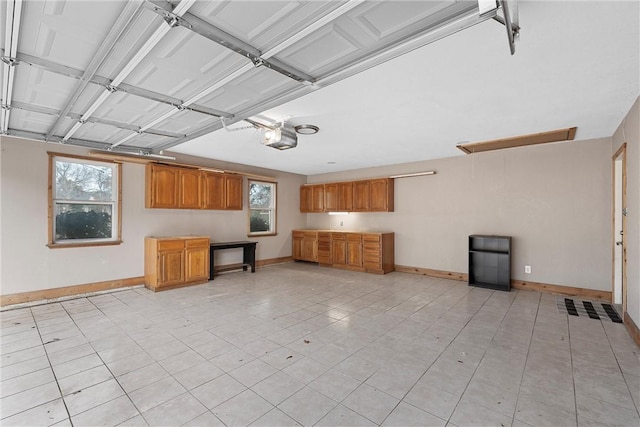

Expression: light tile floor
xmin=1 ymin=263 xmax=639 ymax=426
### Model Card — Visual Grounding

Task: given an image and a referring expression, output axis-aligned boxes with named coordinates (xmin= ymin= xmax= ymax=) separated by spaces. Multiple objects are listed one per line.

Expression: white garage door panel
xmin=190 ymin=0 xmax=343 ymax=52
xmin=197 ymin=67 xmax=297 ymax=113
xmin=12 ymin=68 xmax=79 ymax=111
xmin=9 ymin=109 xmax=57 ymax=134
xmin=93 ymin=92 xmax=171 ymax=126
xmin=273 ymin=0 xmax=476 ymax=77
xmin=152 ymin=110 xmax=215 ymax=134
xmin=18 ymin=0 xmax=125 ymax=70
xmin=94 ymin=8 xmax=164 ymax=80
xmin=73 ymin=121 xmax=129 ymax=144
xmin=123 ymin=28 xmax=245 ymax=101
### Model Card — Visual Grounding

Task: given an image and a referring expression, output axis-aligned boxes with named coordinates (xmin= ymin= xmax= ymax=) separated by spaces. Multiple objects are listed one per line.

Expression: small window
xmin=248 ymin=180 xmax=276 ymax=236
xmin=49 ymin=154 xmax=122 ymax=247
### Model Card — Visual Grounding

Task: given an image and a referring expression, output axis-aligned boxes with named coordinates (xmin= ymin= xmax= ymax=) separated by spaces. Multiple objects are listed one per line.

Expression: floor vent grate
xmin=556 ymin=297 xmax=623 ymax=323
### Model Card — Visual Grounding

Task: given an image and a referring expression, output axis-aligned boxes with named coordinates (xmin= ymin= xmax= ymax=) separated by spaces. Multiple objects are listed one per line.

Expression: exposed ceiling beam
xmin=45 ymin=0 xmax=145 ymax=141
xmin=7 ymin=51 xmax=233 ymax=120
xmin=456 ymin=127 xmax=578 ymax=154
xmin=11 ymin=100 xmax=186 ymax=138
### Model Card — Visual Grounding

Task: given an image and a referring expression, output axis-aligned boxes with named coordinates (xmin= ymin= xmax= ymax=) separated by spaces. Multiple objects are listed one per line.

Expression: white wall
xmin=307 ymin=137 xmax=612 ymax=291
xmin=0 ymin=136 xmax=307 ymax=296
xmin=613 ymin=96 xmax=640 ymax=326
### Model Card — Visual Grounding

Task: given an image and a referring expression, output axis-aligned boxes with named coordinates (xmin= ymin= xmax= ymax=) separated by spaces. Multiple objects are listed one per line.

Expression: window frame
xmin=247 ymin=180 xmax=277 ymax=237
xmin=48 ymin=152 xmax=123 ymax=248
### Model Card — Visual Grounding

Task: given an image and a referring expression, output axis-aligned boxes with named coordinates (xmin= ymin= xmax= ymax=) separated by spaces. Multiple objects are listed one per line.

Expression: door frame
xmin=612 ymin=143 xmax=627 ymax=315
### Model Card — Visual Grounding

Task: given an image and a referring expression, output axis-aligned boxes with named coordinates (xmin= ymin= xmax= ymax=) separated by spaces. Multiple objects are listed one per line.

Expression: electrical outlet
xmin=525 ymin=265 xmax=531 ymax=274
xmin=340 ymin=221 xmax=343 ymax=227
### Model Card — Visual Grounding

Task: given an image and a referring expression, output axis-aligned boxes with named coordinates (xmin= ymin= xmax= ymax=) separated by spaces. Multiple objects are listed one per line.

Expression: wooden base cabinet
xmin=145 ymin=236 xmax=210 ymax=291
xmin=292 ymin=230 xmax=394 ymax=274
xmin=292 ymin=231 xmax=318 ymax=262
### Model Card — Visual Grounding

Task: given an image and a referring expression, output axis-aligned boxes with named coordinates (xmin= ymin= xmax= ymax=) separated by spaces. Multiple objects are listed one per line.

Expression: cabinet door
xmin=158 ymin=250 xmax=184 ymax=286
xmin=185 ymin=246 xmax=208 ymax=282
xmin=225 ymin=175 xmax=243 ymax=210
xmin=292 ymin=234 xmax=303 ymax=259
xmin=202 ymin=172 xmax=225 ymax=210
xmin=370 ymin=178 xmax=393 ymax=212
xmin=324 ymin=183 xmax=338 ymax=212
xmin=300 ymin=186 xmax=312 ymax=212
xmin=311 ymin=185 xmax=324 ymax=212
xmin=302 ymin=232 xmax=318 ymax=261
xmin=147 ymin=165 xmax=179 ymax=208
xmin=331 ymin=233 xmax=346 ymax=265
xmin=338 ymin=182 xmax=353 ymax=212
xmin=346 ymin=234 xmax=363 ymax=267
xmin=352 ymin=180 xmax=370 ymax=211
xmin=179 ymin=169 xmax=202 ymax=209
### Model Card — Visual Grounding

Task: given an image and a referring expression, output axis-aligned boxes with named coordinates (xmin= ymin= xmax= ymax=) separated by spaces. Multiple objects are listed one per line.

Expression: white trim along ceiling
xmin=1 ymin=1 xmax=638 ymax=175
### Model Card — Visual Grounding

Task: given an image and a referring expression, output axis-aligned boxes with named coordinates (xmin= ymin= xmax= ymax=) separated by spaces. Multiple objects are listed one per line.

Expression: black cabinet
xmin=468 ymin=235 xmax=511 ymax=291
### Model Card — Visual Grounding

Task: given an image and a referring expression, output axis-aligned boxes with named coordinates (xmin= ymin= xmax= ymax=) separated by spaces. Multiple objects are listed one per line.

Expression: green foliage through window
xmin=249 ymin=181 xmax=276 ymax=234
xmin=51 ymin=156 xmax=119 ymax=244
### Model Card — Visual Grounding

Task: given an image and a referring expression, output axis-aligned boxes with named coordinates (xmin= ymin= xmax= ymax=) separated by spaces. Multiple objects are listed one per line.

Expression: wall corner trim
xmin=0 ymin=277 xmax=145 ymax=307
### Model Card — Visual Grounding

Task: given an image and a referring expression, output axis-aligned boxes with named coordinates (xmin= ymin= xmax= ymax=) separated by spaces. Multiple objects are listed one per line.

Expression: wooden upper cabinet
xmin=300 ymin=186 xmax=312 ymax=212
xmin=370 ymin=178 xmax=394 ymax=212
xmin=225 ymin=174 xmax=243 ymax=210
xmin=311 ymin=185 xmax=324 ymax=212
xmin=202 ymin=171 xmax=225 ymax=210
xmin=338 ymin=182 xmax=353 ymax=212
xmin=146 ymin=164 xmax=179 ymax=208
xmin=324 ymin=183 xmax=338 ymax=212
xmin=352 ymin=180 xmax=370 ymax=212
xmin=147 ymin=164 xmax=244 ymax=211
xmin=178 ymin=168 xmax=201 ymax=209
xmin=298 ymin=178 xmax=393 ymax=213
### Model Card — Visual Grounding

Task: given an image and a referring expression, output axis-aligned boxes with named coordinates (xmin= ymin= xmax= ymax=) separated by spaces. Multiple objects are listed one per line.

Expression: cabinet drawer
xmin=186 ymin=238 xmax=209 ymax=248
xmin=331 ymin=232 xmax=346 ymax=240
xmin=157 ymin=240 xmax=185 ymax=251
xmin=364 ymin=258 xmax=382 ymax=270
xmin=303 ymin=231 xmax=318 ymax=238
xmin=292 ymin=230 xmax=304 ymax=238
xmin=362 ymin=233 xmax=381 ymax=242
xmin=363 ymin=241 xmax=381 ymax=250
xmin=318 ymin=241 xmax=330 ymax=250
xmin=347 ymin=233 xmax=362 ymax=242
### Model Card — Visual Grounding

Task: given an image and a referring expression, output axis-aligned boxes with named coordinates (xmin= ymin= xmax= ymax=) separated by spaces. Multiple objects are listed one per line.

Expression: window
xmin=48 ymin=153 xmax=122 ymax=247
xmin=248 ymin=180 xmax=276 ymax=235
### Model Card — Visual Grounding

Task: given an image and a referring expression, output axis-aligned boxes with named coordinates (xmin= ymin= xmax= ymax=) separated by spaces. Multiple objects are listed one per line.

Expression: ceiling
xmin=2 ymin=1 xmax=638 ymax=176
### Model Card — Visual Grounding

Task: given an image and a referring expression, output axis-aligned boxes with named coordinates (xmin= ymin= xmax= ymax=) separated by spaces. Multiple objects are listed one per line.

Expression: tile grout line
xmin=444 ymin=288 xmax=527 ymax=426
xmin=27 ymin=305 xmax=75 ymax=427
xmin=509 ymin=292 xmax=542 ymax=427
xmin=58 ymin=297 xmax=148 ymax=425
xmin=378 ymin=283 xmax=514 ymax=426
xmin=601 ymin=319 xmax=640 ymax=418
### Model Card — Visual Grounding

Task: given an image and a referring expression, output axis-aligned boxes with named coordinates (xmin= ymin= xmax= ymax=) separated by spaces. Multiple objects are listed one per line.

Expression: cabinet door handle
xmin=161 ymin=257 xmax=165 ymax=281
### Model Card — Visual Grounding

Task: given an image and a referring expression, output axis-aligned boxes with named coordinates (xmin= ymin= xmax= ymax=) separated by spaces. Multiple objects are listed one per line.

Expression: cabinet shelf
xmin=468 ymin=235 xmax=511 ymax=291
